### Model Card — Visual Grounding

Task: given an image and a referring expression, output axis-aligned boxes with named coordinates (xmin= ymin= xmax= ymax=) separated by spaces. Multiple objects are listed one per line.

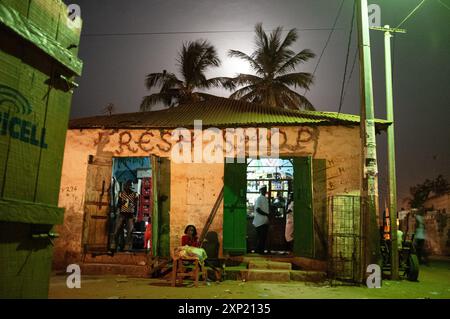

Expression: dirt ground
xmin=48 ymin=257 xmax=450 ymax=299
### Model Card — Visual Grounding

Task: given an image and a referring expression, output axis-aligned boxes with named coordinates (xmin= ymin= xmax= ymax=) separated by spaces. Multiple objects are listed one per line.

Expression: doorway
xmin=246 ymin=158 xmax=293 ymax=254
xmin=223 ymin=156 xmax=317 ymax=257
xmin=109 ymin=157 xmax=152 ymax=252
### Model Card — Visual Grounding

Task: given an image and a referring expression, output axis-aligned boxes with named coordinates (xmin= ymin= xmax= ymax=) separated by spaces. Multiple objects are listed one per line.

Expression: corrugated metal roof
xmin=69 ymin=97 xmax=391 ymax=130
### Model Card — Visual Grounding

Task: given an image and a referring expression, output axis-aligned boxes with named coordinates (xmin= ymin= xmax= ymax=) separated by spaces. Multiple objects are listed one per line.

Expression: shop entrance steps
xmin=224 ymin=256 xmax=327 ymax=283
xmin=80 ymin=252 xmax=150 ymax=277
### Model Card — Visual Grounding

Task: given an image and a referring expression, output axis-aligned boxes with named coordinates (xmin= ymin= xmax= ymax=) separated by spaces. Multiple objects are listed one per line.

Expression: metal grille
xmin=328 ymin=195 xmax=362 ymax=283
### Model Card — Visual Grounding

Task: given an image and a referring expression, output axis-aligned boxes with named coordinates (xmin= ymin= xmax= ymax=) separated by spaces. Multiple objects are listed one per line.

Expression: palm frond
xmin=140 ymin=93 xmax=175 ymax=111
xmin=277 ymin=49 xmax=315 ymax=75
xmin=228 ymin=50 xmax=264 ymax=75
xmin=228 ymin=73 xmax=262 ymax=87
xmin=229 ymin=84 xmax=258 ymax=100
xmin=283 ymin=89 xmax=315 ymax=110
xmin=279 ymin=28 xmax=298 ymax=51
xmin=204 ymin=77 xmax=237 ymax=90
xmin=145 ymin=72 xmax=181 ymax=90
xmin=275 ymin=72 xmax=314 ymax=89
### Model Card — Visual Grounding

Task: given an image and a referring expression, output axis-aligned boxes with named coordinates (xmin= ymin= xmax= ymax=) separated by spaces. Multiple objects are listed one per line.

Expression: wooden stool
xmin=171 ymin=256 xmax=207 ymax=287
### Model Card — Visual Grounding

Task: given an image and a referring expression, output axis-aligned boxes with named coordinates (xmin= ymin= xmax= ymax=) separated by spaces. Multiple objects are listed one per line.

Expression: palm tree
xmin=226 ymin=23 xmax=316 ymax=110
xmin=140 ymin=40 xmax=228 ymax=111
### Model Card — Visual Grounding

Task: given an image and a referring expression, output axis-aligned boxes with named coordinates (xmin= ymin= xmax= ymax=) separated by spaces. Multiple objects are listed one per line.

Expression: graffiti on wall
xmin=91 ymin=126 xmax=320 ymax=158
xmin=326 ymin=154 xmax=359 ymax=193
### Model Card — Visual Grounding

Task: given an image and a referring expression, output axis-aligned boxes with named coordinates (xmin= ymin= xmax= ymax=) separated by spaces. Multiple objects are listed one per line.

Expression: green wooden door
xmin=151 ymin=156 xmax=171 ymax=257
xmin=223 ymin=161 xmax=247 ymax=255
xmin=293 ymin=156 xmax=314 ymax=257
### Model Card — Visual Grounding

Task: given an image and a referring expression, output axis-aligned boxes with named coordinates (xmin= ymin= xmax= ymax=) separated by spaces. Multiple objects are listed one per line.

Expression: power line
xmin=81 ymin=27 xmax=343 ymax=37
xmin=341 ymin=47 xmax=358 ymax=106
xmin=337 ymin=0 xmax=356 ymax=116
xmin=396 ymin=0 xmax=428 ymax=28
xmin=438 ymin=0 xmax=450 ymax=11
xmin=304 ymin=0 xmax=346 ymax=96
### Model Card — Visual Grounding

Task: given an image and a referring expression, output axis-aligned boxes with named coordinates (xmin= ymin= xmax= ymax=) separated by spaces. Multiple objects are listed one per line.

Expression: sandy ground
xmin=49 ymin=258 xmax=450 ymax=299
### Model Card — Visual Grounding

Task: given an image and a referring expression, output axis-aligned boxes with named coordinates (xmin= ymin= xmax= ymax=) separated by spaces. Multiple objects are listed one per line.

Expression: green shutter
xmin=293 ymin=156 xmax=314 ymax=257
xmin=158 ymin=157 xmax=171 ymax=257
xmin=313 ymin=159 xmax=327 ymax=259
xmin=223 ymin=160 xmax=247 ymax=254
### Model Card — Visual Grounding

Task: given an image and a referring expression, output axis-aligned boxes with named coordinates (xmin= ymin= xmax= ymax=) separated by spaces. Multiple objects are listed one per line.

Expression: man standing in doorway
xmin=253 ymin=185 xmax=270 ymax=254
xmin=111 ymin=180 xmax=139 ymax=252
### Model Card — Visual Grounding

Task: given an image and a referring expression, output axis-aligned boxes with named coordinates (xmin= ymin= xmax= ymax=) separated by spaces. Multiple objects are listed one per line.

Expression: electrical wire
xmin=81 ymin=28 xmax=342 ymax=37
xmin=303 ymin=0 xmax=346 ymax=96
xmin=396 ymin=0 xmax=428 ymax=28
xmin=337 ymin=0 xmax=356 ymax=116
xmin=341 ymin=48 xmax=358 ymax=107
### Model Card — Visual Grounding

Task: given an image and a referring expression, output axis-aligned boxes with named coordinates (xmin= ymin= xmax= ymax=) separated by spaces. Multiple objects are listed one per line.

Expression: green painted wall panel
xmin=2 ymin=63 xmax=45 ymax=202
xmin=34 ymin=88 xmax=71 ymax=205
xmin=0 ymin=49 xmax=21 ymax=197
xmin=28 ymin=0 xmax=62 ymax=40
xmin=0 ymin=222 xmax=54 ymax=298
xmin=1 ymin=0 xmax=30 ymax=17
xmin=0 ymin=0 xmax=82 ymax=299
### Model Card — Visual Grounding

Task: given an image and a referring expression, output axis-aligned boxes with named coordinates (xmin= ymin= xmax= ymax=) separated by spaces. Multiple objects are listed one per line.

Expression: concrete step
xmin=247 ymin=269 xmax=291 ymax=282
xmin=82 ymin=252 xmax=149 ymax=265
xmin=290 ymin=270 xmax=327 ymax=283
xmin=80 ymin=263 xmax=149 ymax=277
xmin=248 ymin=260 xmax=292 ymax=270
xmin=224 ymin=268 xmax=327 ymax=283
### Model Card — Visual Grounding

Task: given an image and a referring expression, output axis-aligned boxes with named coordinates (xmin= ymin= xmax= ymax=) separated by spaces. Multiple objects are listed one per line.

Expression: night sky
xmin=63 ymin=0 xmax=449 ymax=206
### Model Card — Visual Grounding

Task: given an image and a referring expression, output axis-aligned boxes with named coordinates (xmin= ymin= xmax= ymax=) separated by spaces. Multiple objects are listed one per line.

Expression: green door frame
xmin=223 ymin=160 xmax=247 ymax=255
xmin=293 ymin=156 xmax=315 ymax=257
xmin=223 ymin=156 xmax=319 ymax=258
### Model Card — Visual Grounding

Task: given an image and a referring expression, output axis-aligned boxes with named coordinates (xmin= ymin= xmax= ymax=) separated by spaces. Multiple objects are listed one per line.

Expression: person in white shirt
xmin=253 ymin=185 xmax=270 ymax=254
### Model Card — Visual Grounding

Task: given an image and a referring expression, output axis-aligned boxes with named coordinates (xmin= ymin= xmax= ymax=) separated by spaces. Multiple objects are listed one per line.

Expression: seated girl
xmin=181 ymin=224 xmax=200 ymax=247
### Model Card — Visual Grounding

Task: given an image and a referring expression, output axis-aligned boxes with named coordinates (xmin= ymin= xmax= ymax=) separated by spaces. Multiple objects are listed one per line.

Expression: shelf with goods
xmin=138 ymin=177 xmax=152 ymax=222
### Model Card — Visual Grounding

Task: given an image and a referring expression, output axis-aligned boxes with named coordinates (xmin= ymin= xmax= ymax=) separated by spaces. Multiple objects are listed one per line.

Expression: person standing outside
xmin=111 ymin=180 xmax=139 ymax=251
xmin=253 ymin=185 xmax=270 ymax=254
xmin=285 ymin=193 xmax=294 ymax=254
xmin=414 ymin=210 xmax=428 ymax=265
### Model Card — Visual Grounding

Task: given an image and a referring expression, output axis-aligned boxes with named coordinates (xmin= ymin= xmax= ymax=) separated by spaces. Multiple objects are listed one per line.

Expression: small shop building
xmin=54 ymin=97 xmax=389 ymax=280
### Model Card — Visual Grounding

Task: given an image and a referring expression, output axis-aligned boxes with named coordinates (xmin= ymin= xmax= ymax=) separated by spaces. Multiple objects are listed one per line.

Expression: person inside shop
xmin=285 ymin=193 xmax=294 ymax=253
xmin=253 ymin=185 xmax=270 ymax=254
xmin=181 ymin=224 xmax=201 ymax=247
xmin=272 ymin=192 xmax=286 ymax=218
xmin=111 ymin=180 xmax=139 ymax=251
xmin=144 ymin=218 xmax=152 ymax=252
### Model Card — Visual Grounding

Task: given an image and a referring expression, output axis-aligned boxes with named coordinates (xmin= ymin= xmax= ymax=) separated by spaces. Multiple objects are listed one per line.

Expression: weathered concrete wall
xmin=170 ymin=163 xmax=224 ymax=257
xmin=54 ymin=125 xmax=361 ymax=268
xmin=424 ymin=193 xmax=450 ymax=211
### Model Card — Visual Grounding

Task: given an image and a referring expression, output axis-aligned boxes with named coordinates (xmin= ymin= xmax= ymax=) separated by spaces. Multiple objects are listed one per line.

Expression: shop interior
xmin=246 ymin=158 xmax=293 ymax=254
xmin=109 ymin=157 xmax=152 ymax=252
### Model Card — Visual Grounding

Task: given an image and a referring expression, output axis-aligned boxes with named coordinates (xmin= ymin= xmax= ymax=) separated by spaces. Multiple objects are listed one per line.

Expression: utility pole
xmin=371 ymin=25 xmax=406 ymax=280
xmin=356 ymin=0 xmax=381 ymax=281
